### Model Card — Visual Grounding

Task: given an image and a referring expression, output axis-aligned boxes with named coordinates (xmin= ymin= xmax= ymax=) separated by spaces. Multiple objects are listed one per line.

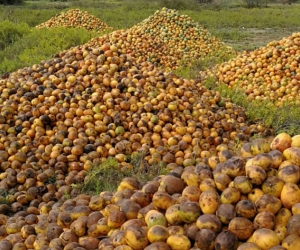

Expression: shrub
xmin=0 ymin=20 xmax=31 ymax=50
xmin=0 ymin=0 xmax=24 ymax=5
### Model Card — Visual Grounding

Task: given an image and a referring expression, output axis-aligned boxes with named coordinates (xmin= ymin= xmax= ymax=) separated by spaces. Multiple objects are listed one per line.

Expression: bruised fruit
xmin=282 ymin=234 xmax=300 ymax=249
xmin=166 ymin=234 xmax=191 ymax=250
xmin=249 ymin=228 xmax=280 ymax=250
xmin=250 ymin=138 xmax=270 ymax=156
xmin=152 ymin=191 xmax=174 ymax=210
xmin=270 ymin=133 xmax=292 ymax=153
xmin=237 ymin=242 xmax=261 ymax=250
xmin=199 ymin=190 xmax=220 ymax=214
xmin=278 ymin=164 xmax=300 ymax=184
xmin=261 ymin=176 xmax=284 ymax=198
xmin=228 ymin=217 xmax=254 ymax=240
xmin=145 ymin=210 xmax=167 ymax=228
xmin=165 ymin=204 xmax=182 ymax=226
xmin=283 ymin=147 xmax=300 ymax=166
xmin=177 ymin=201 xmax=201 ymax=223
xmin=159 ymin=175 xmax=185 ymax=195
xmin=216 ymin=203 xmax=236 ymax=224
xmin=233 ymin=176 xmax=252 ymax=194
xmin=280 ymin=183 xmax=300 ymax=209
xmin=195 ymin=229 xmax=216 ymax=250
xmin=215 ymin=230 xmax=239 ymax=250
xmin=255 ymin=194 xmax=282 ymax=214
xmin=286 ymin=214 xmax=300 ymax=237
xmin=125 ymin=225 xmax=148 ymax=250
xmin=246 ymin=165 xmax=267 ymax=185
xmin=235 ymin=200 xmax=257 ymax=219
xmin=144 ymin=242 xmax=171 ymax=250
xmin=147 ymin=225 xmax=169 ymax=243
xmin=220 ymin=187 xmax=240 ymax=204
xmin=196 ymin=214 xmax=222 ymax=233
xmin=253 ymin=211 xmax=275 ymax=229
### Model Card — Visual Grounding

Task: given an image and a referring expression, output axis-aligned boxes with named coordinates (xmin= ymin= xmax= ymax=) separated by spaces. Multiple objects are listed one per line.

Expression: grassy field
xmin=1 ymin=0 xmax=300 ymax=52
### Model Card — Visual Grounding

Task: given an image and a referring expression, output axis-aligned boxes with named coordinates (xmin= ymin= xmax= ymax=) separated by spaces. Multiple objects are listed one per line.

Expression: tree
xmin=0 ymin=0 xmax=24 ymax=5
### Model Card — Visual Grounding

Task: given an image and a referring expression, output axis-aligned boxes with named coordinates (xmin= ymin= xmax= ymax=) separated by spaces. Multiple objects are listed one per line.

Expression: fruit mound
xmin=35 ymin=8 xmax=113 ymax=32
xmin=201 ymin=32 xmax=300 ymax=106
xmin=0 ymin=39 xmax=266 ymax=213
xmin=1 ymin=132 xmax=300 ymax=249
xmin=87 ymin=7 xmax=236 ymax=70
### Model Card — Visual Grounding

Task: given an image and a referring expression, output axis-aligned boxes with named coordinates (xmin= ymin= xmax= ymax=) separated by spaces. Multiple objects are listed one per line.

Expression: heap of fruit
xmin=1 ymin=131 xmax=300 ymax=249
xmin=36 ymin=9 xmax=113 ymax=32
xmin=2 ymin=6 xmax=300 ymax=250
xmin=0 ymin=40 xmax=266 ymax=213
xmin=87 ymin=7 xmax=236 ymax=70
xmin=201 ymin=32 xmax=300 ymax=106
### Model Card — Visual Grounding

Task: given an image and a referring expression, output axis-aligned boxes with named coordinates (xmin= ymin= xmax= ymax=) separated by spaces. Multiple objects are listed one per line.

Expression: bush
xmin=0 ymin=20 xmax=31 ymax=50
xmin=0 ymin=0 xmax=24 ymax=5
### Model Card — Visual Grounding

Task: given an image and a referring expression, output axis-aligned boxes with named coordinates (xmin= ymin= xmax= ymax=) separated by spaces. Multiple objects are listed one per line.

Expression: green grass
xmin=71 ymin=152 xmax=168 ymax=195
xmin=0 ymin=26 xmax=102 ymax=75
xmin=174 ymin=53 xmax=236 ymax=79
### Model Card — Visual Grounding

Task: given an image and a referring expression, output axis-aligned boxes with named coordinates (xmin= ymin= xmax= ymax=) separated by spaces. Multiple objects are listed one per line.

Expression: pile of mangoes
xmin=87 ymin=7 xmax=236 ymax=70
xmin=36 ymin=9 xmax=113 ymax=32
xmin=201 ymin=32 xmax=300 ymax=106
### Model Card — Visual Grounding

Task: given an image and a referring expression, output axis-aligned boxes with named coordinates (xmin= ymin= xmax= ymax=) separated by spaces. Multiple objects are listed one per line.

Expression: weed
xmin=0 ymin=189 xmax=11 ymax=205
xmin=73 ymin=152 xmax=168 ymax=195
xmin=175 ymin=53 xmax=235 ymax=79
xmin=63 ymin=190 xmax=71 ymax=200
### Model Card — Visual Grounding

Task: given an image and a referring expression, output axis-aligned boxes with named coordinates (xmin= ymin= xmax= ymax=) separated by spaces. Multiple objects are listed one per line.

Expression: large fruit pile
xmin=1 ymin=130 xmax=300 ymax=249
xmin=87 ymin=7 xmax=236 ymax=70
xmin=0 ymin=41 xmax=264 ymax=212
xmin=0 ymin=8 xmax=271 ymax=248
xmin=2 ymin=6 xmax=300 ymax=250
xmin=201 ymin=32 xmax=300 ymax=106
xmin=35 ymin=9 xmax=113 ymax=32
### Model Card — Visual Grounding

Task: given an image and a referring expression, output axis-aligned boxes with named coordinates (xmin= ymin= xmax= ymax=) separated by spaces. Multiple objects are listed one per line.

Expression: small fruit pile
xmin=87 ymin=7 xmax=236 ymax=70
xmin=201 ymin=32 xmax=300 ymax=106
xmin=36 ymin=9 xmax=113 ymax=32
xmin=1 ymin=133 xmax=300 ymax=250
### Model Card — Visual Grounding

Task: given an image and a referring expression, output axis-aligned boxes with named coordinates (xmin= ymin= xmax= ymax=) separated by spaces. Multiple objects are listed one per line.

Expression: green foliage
xmin=73 ymin=152 xmax=168 ymax=195
xmin=0 ymin=189 xmax=10 ymax=205
xmin=0 ymin=27 xmax=99 ymax=75
xmin=76 ymin=158 xmax=120 ymax=194
xmin=0 ymin=20 xmax=31 ymax=50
